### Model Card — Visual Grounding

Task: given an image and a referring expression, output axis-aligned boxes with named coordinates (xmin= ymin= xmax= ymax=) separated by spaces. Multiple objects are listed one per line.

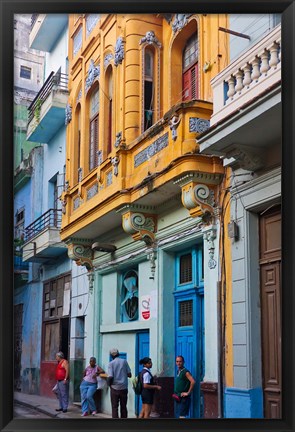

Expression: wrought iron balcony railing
xmin=24 ymin=209 xmax=62 ymax=242
xmin=27 ymin=70 xmax=69 ymax=124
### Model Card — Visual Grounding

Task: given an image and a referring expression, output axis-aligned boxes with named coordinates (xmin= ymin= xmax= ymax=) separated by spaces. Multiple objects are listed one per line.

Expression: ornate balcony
xmin=27 ymin=70 xmax=69 ymax=143
xmin=60 ymin=100 xmax=224 ymax=241
xmin=199 ymin=24 xmax=281 ymax=163
xmin=29 ymin=14 xmax=68 ymax=52
xmin=22 ymin=209 xmax=67 ymax=263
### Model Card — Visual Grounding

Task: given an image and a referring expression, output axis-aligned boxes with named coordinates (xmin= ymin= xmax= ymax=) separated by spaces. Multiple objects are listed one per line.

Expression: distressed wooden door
xmin=259 ymin=207 xmax=281 ymax=418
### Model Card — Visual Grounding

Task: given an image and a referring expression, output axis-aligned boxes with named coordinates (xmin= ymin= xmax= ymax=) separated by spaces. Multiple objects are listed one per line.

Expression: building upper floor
xmin=60 ymin=13 xmax=230 ymax=241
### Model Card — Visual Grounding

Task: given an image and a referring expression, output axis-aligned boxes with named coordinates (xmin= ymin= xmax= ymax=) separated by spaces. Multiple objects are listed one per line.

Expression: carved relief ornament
xmin=114 ymin=37 xmax=124 ymax=66
xmin=85 ymin=59 xmax=100 ymax=92
xmin=140 ymin=30 xmax=162 ymax=48
xmin=67 ymin=241 xmax=94 ymax=271
xmin=121 ymin=211 xmax=157 ymax=246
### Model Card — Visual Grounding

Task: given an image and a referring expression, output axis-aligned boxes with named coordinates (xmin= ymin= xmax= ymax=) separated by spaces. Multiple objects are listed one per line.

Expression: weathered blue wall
xmin=14 ymin=179 xmax=32 ymax=228
xmin=14 ymin=282 xmax=43 ymax=394
xmin=224 ymin=387 xmax=263 ymax=418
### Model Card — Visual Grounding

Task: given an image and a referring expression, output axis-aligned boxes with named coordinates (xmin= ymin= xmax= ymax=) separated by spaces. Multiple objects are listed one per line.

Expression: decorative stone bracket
xmin=203 ymin=226 xmax=217 ymax=269
xmin=120 ymin=210 xmax=157 ymax=246
xmin=67 ymin=240 xmax=94 ymax=271
xmin=118 ymin=206 xmax=158 ymax=278
xmin=175 ymin=174 xmax=221 ymax=220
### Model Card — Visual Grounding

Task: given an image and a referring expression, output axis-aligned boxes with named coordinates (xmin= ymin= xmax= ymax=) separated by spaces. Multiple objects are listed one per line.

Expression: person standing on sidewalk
xmin=55 ymin=351 xmax=69 ymax=413
xmin=80 ymin=357 xmax=105 ymax=417
xmin=138 ymin=357 xmax=162 ymax=419
xmin=174 ymin=355 xmax=195 ymax=418
xmin=107 ymin=348 xmax=132 ymax=418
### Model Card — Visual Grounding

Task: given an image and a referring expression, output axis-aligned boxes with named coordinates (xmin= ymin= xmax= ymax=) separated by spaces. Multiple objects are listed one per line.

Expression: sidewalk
xmin=14 ymin=391 xmax=112 ymax=419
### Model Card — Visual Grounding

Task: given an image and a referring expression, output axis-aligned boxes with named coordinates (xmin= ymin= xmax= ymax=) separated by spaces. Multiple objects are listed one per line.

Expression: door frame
xmin=135 ymin=330 xmax=150 ymax=416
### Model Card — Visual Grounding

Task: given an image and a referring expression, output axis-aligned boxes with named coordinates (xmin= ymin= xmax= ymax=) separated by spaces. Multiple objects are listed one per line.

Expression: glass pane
xmin=90 ymin=88 xmax=99 ymax=116
xmin=73 ymin=27 xmax=82 ymax=57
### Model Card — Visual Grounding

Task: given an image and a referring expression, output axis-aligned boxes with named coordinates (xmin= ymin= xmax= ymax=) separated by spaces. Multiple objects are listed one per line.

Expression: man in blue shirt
xmin=107 ymin=348 xmax=132 ymax=418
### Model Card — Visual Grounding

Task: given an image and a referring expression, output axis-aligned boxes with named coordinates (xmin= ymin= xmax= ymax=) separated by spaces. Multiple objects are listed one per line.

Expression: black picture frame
xmin=1 ymin=1 xmax=294 ymax=431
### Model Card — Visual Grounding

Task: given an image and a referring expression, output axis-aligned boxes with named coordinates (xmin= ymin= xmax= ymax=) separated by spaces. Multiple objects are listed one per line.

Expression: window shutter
xmin=183 ymin=69 xmax=191 ymax=101
xmin=180 ymin=253 xmax=192 ymax=284
xmin=179 ymin=300 xmax=193 ymax=326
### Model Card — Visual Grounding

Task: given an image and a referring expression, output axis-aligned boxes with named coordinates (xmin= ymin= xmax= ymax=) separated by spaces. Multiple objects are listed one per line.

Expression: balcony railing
xmin=24 ymin=209 xmax=62 ymax=242
xmin=28 ymin=71 xmax=69 ymax=124
xmin=210 ymin=24 xmax=281 ymax=126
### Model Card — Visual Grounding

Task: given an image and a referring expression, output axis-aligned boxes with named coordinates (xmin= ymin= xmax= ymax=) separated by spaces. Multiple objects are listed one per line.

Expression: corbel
xmin=174 ymin=173 xmax=222 ymax=221
xmin=66 ymin=239 xmax=94 ymax=271
xmin=118 ymin=206 xmax=157 ymax=247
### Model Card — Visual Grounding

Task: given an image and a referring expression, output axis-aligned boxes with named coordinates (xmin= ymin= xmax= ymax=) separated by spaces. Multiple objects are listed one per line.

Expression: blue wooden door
xmin=174 ymin=246 xmax=204 ymax=418
xmin=135 ymin=331 xmax=149 ymax=416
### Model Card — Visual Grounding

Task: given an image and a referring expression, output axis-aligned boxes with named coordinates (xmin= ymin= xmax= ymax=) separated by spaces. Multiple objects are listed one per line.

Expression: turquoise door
xmin=174 ymin=247 xmax=204 ymax=418
xmin=135 ymin=331 xmax=149 ymax=416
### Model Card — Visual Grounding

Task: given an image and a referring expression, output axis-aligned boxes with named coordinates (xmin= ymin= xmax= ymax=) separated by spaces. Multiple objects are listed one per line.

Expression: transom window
xmin=183 ymin=33 xmax=198 ymax=70
xmin=180 ymin=253 xmax=193 ymax=284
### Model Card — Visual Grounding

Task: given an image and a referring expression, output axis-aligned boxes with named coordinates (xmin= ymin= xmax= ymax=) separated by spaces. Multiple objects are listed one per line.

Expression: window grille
xmin=179 ymin=253 xmax=192 ymax=284
xmin=179 ymin=300 xmax=193 ymax=326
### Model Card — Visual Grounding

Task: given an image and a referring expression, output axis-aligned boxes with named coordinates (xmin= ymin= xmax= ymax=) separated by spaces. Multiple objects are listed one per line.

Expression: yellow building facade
xmin=61 ymin=13 xmax=231 ymax=418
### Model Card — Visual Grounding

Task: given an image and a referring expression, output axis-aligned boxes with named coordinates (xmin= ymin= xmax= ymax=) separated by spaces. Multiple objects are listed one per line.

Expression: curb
xmin=15 ymin=399 xmax=58 ymax=418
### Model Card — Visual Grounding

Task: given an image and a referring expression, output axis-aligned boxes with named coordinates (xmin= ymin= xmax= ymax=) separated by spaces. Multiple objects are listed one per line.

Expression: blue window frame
xmin=175 ymin=245 xmax=204 ymax=291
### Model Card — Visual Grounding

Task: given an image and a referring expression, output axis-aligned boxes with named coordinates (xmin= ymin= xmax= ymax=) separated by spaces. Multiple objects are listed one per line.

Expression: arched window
xmin=143 ymin=48 xmax=154 ymax=131
xmin=182 ymin=33 xmax=198 ymax=101
xmin=105 ymin=67 xmax=113 ymax=155
xmin=89 ymin=87 xmax=99 ymax=171
xmin=121 ymin=269 xmax=139 ymax=322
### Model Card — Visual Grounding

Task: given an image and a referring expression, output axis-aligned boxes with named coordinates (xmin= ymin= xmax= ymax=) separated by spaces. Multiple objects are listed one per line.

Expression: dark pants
xmin=110 ymin=388 xmax=128 ymax=418
xmin=175 ymin=395 xmax=191 ymax=418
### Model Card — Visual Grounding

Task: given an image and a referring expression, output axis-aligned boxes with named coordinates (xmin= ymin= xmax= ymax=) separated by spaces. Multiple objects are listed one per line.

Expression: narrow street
xmin=14 ymin=402 xmax=52 ymax=419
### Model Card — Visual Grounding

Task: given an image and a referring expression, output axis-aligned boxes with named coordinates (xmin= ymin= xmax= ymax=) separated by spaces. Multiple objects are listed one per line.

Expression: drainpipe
xmin=217 ymin=280 xmax=224 ymax=418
